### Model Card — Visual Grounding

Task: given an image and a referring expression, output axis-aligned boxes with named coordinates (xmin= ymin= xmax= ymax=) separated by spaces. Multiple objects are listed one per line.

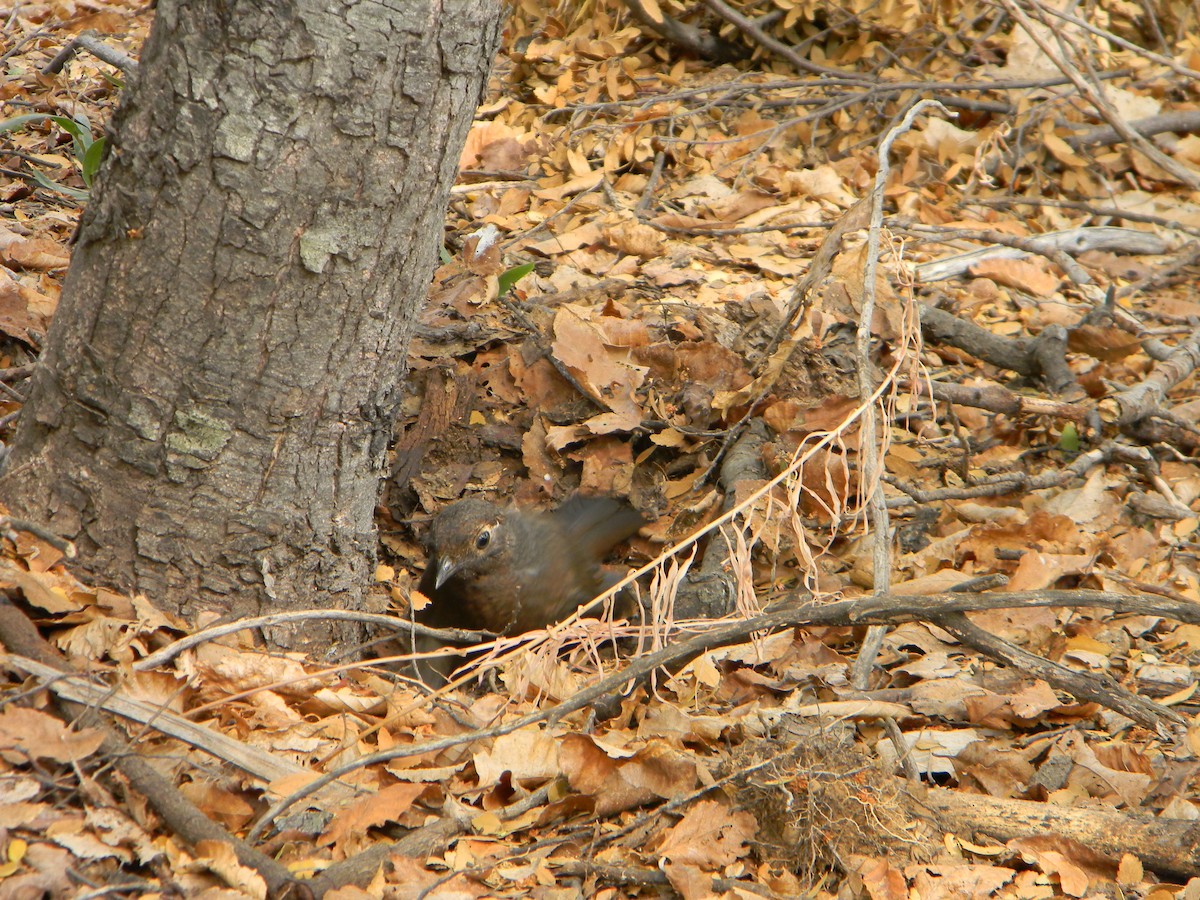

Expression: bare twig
xmin=901 ymin=377 xmax=1093 ymax=424
xmin=246 ymin=586 xmax=1196 ymax=841
xmin=134 ymin=608 xmax=490 ymax=670
xmin=919 ymin=304 xmax=1079 ymax=396
xmin=699 ymin=0 xmax=866 ymax=79
xmin=1106 ymin=327 xmax=1200 ymax=427
xmin=0 ymin=515 xmax=75 ymax=557
xmin=1068 ymin=112 xmax=1200 ymax=149
xmin=0 ymin=597 xmax=301 ymax=897
xmin=910 ymin=225 xmax=1166 ymax=284
xmin=852 ymin=99 xmax=949 ymax=689
xmin=934 ymin=610 xmax=1185 ymax=730
xmin=1033 ymin=4 xmax=1200 ymax=80
xmin=42 ymin=31 xmax=139 ymax=76
xmin=884 ymin=442 xmax=1151 ymax=506
xmin=969 ymin=197 xmax=1200 ymax=239
xmin=622 ymin=0 xmax=745 ymax=62
xmin=998 ymin=0 xmax=1200 ymax=190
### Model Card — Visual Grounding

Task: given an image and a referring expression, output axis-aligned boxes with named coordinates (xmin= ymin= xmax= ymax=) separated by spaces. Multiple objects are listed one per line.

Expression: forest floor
xmin=2 ymin=0 xmax=1200 ymax=898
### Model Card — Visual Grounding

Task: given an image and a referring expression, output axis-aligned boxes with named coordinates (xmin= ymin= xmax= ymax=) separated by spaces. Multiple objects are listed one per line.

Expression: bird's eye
xmin=475 ymin=529 xmax=492 ymax=550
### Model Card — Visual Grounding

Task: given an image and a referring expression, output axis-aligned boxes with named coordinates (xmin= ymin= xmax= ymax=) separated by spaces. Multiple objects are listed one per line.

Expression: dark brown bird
xmin=411 ymin=495 xmax=643 ymax=682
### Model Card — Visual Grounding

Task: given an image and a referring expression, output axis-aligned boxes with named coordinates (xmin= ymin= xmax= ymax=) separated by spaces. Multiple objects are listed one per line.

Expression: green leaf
xmin=30 ymin=169 xmax=89 ymax=202
xmin=0 ymin=113 xmax=57 ymax=134
xmin=497 ymin=262 xmax=535 ymax=297
xmin=2 ymin=112 xmax=98 ymax=200
xmin=81 ymin=136 xmax=106 ymax=186
xmin=1058 ymin=423 xmax=1080 ymax=453
xmin=0 ymin=113 xmax=92 ymax=145
xmin=49 ymin=115 xmax=95 ymax=163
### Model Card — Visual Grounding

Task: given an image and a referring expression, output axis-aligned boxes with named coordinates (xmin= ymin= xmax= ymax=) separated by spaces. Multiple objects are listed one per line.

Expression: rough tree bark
xmin=0 ymin=0 xmax=504 ymax=647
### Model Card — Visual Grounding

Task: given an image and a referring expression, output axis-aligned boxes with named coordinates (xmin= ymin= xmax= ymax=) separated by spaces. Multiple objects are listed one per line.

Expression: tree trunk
xmin=0 ymin=0 xmax=503 ymax=647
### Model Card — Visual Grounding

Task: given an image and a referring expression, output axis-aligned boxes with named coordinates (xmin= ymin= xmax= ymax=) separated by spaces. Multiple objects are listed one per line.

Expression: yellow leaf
xmin=1117 ymin=853 xmax=1144 ymax=885
xmin=286 ymin=858 xmax=330 ymax=879
xmin=640 ymin=0 xmax=664 ymax=24
xmin=0 ymin=838 xmax=28 ymax=878
xmin=1187 ymin=725 xmax=1200 ymax=756
xmin=1159 ymin=681 xmax=1197 ymax=707
xmin=1044 ymin=133 xmax=1088 ymax=167
xmin=471 ymin=810 xmax=504 ymax=835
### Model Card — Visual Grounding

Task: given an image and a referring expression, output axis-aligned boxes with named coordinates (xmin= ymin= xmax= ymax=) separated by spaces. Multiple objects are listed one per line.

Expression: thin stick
xmin=42 ymin=31 xmax=139 ymax=76
xmin=851 ymin=99 xmax=950 ymax=690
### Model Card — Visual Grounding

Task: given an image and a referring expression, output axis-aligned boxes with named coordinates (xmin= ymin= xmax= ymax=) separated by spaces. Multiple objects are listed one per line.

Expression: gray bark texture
xmin=0 ymin=0 xmax=504 ymax=648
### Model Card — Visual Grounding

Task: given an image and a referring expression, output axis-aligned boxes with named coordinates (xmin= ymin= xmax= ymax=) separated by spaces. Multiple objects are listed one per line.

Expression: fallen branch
xmin=7 ymin=654 xmax=362 ymax=804
xmin=0 ymin=595 xmax=303 ymax=898
xmin=1000 ymin=0 xmax=1200 ymax=190
xmin=921 ymin=786 xmax=1200 ymax=879
xmin=247 ymin=587 xmax=1192 ymax=840
xmin=1068 ymin=111 xmax=1200 ymax=149
xmin=698 ymin=0 xmax=862 ymax=78
xmin=621 ymin=0 xmax=745 ymax=62
xmin=135 ymin=607 xmax=490 ymax=670
xmin=852 ymin=99 xmax=949 ymax=688
xmin=0 ymin=514 xmax=75 ymax=557
xmin=934 ymin=610 xmax=1184 ymax=730
xmin=902 ymin=377 xmax=1093 ymax=424
xmin=1105 ymin=327 xmax=1200 ymax=427
xmin=42 ymin=30 xmax=138 ymax=76
xmin=918 ymin=304 xmax=1079 ymax=395
xmin=911 ymin=225 xmax=1167 ymax=283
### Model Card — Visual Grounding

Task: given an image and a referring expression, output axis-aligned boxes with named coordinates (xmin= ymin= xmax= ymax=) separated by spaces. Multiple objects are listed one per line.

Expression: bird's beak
xmin=434 ymin=557 xmax=459 ymax=590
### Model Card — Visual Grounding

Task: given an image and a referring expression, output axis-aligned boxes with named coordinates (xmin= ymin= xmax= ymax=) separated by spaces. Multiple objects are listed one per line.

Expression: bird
xmin=410 ymin=494 xmax=644 ymax=681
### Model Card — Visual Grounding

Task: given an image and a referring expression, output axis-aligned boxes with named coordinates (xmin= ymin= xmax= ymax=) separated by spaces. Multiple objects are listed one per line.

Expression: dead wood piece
xmin=1068 ymin=111 xmax=1200 ymax=149
xmin=852 ymin=100 xmax=949 ymax=691
xmin=1108 ymin=327 xmax=1200 ymax=427
xmin=971 ymin=197 xmax=1200 ymax=240
xmin=1128 ymin=491 xmax=1195 ymax=521
xmin=390 ymin=366 xmax=477 ymax=497
xmin=918 ymin=304 xmax=1080 ymax=395
xmin=676 ymin=418 xmax=772 ymax=620
xmin=1117 ymin=240 xmax=1200 ymax=301
xmin=622 ymin=0 xmax=745 ymax=62
xmin=135 ymin=608 xmax=491 ymax=670
xmin=495 ymin=292 xmax=609 ymax=416
xmin=903 ymin=378 xmax=1092 ymax=424
xmin=553 ymin=862 xmax=670 ymax=888
xmin=251 ymin=588 xmax=1198 ymax=838
xmin=1027 ymin=324 xmax=1076 ymax=395
xmin=699 ymin=0 xmax=863 ymax=79
xmin=913 ymin=226 xmax=1167 ymax=284
xmin=767 ymin=196 xmax=872 ymax=363
xmin=919 ymin=786 xmax=1200 ymax=879
xmin=554 ymin=861 xmax=781 ymax=896
xmin=697 ymin=198 xmax=872 ymax=485
xmin=0 ymin=364 xmax=35 ymax=382
xmin=522 ymin=277 xmax=629 ymax=309
xmin=308 ymin=817 xmax=467 ymax=895
xmin=932 ymin=610 xmax=1184 ymax=731
xmin=9 ymin=654 xmax=361 ymax=806
xmin=1125 ymin=416 xmax=1200 ymax=455
xmin=999 ymin=0 xmax=1200 ymax=191
xmin=884 ymin=442 xmax=1136 ymax=507
xmin=42 ymin=30 xmax=138 ymax=76
xmin=0 ymin=595 xmax=304 ymax=899
xmin=0 ymin=514 xmax=75 ymax=557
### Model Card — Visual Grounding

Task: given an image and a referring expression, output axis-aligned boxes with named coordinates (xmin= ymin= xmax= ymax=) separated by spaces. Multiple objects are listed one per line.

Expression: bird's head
xmin=426 ymin=498 xmax=508 ymax=588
